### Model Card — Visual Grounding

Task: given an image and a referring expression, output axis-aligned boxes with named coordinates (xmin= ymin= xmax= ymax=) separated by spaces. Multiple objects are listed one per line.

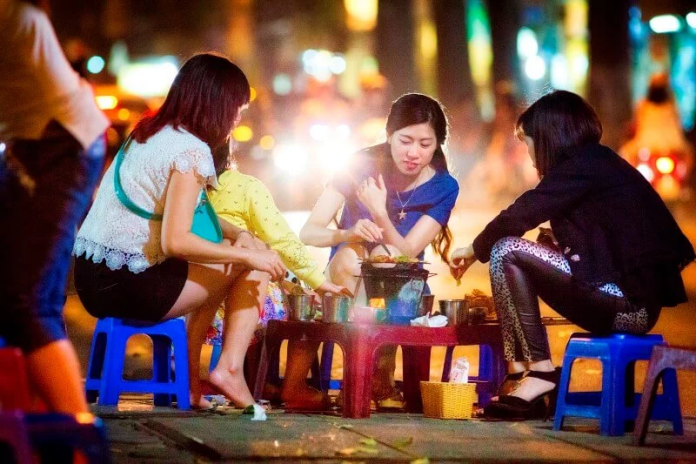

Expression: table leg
xmin=253 ymin=338 xmax=279 ymax=402
xmin=342 ymin=335 xmax=375 ymax=419
xmin=402 ymin=346 xmax=431 ymax=413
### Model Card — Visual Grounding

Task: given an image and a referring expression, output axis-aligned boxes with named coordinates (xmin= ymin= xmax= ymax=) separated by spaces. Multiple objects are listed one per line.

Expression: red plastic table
xmin=253 ymin=320 xmax=505 ymax=418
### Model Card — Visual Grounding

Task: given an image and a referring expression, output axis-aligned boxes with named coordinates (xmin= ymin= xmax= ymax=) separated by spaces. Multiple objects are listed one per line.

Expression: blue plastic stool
xmin=554 ymin=333 xmax=682 ymax=436
xmin=85 ymin=317 xmax=190 ymax=409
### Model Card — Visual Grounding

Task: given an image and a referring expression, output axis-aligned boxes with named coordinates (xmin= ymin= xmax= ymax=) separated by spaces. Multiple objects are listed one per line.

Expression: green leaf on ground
xmin=355 ymin=446 xmax=380 ymax=455
xmin=359 ymin=438 xmax=378 ymax=447
xmin=394 ymin=437 xmax=414 ymax=448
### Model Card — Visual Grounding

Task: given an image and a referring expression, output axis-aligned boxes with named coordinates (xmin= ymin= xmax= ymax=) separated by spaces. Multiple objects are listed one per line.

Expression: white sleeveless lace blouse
xmin=73 ymin=125 xmax=217 ymax=273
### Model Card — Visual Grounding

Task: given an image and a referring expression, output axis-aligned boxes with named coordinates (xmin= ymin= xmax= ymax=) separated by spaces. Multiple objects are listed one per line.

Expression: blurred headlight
xmin=273 ymin=144 xmax=308 ymax=177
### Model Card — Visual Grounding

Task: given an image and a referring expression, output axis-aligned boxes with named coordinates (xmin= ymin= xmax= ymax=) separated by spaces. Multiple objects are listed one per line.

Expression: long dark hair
xmin=385 ymin=93 xmax=453 ymax=264
xmin=515 ymin=90 xmax=602 ymax=177
xmin=131 ymin=52 xmax=250 ymax=172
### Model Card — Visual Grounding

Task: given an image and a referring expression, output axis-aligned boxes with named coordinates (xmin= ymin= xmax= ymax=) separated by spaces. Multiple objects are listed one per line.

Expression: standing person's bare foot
xmin=209 ymin=366 xmax=255 ymax=408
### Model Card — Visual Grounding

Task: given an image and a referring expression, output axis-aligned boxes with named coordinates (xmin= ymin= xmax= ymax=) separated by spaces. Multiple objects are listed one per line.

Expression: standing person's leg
xmin=0 ymin=125 xmax=105 ymax=414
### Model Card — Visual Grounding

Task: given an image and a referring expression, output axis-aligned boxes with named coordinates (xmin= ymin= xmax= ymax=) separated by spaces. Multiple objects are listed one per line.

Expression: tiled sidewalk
xmin=95 ymin=396 xmax=696 ymax=463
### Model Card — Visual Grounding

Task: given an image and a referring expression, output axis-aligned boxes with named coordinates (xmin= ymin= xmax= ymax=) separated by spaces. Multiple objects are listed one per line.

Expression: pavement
xmin=96 ymin=397 xmax=696 ymax=463
xmin=64 ymin=202 xmax=696 ymax=462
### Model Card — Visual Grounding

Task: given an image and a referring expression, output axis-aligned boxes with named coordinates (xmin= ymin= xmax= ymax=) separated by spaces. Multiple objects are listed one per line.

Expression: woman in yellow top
xmin=200 ymin=168 xmax=346 ymax=409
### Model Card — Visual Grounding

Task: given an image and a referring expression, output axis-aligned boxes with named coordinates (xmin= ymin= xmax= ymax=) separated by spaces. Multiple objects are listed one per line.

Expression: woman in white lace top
xmin=73 ymin=53 xmax=286 ymax=410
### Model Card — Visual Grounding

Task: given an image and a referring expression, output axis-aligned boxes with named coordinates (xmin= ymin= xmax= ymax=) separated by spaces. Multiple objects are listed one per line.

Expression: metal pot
xmin=287 ymin=294 xmax=315 ymax=321
xmin=438 ymin=299 xmax=469 ymax=325
xmin=322 ymin=294 xmax=351 ymax=323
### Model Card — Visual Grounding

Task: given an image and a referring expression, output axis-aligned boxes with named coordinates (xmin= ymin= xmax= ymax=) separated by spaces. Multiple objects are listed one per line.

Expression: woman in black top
xmin=450 ymin=90 xmax=695 ymax=419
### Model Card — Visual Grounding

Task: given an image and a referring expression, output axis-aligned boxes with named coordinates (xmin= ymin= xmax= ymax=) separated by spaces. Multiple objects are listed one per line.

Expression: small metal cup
xmin=438 ymin=299 xmax=469 ymax=325
xmin=322 ymin=294 xmax=352 ymax=323
xmin=418 ymin=294 xmax=435 ymax=316
xmin=287 ymin=294 xmax=315 ymax=321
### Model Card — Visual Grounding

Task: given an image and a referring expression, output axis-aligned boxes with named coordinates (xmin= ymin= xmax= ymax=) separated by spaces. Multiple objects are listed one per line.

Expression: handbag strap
xmin=113 ymin=135 xmax=163 ymax=221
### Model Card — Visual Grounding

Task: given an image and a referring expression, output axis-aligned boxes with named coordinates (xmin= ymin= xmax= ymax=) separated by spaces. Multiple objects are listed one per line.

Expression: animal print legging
xmin=489 ymin=237 xmax=660 ymax=362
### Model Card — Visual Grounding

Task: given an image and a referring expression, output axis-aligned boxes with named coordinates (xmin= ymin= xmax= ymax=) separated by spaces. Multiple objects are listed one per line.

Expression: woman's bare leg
xmin=280 ymin=340 xmax=323 ymax=405
xmin=165 ymin=261 xmax=244 ymax=409
xmin=208 ymin=270 xmax=269 ymax=408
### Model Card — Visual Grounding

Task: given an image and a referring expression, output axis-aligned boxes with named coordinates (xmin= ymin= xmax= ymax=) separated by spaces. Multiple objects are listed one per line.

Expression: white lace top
xmin=73 ymin=125 xmax=217 ymax=273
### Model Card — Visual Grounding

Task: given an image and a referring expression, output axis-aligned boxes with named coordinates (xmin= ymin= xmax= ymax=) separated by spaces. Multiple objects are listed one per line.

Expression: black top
xmin=473 ymin=143 xmax=695 ymax=308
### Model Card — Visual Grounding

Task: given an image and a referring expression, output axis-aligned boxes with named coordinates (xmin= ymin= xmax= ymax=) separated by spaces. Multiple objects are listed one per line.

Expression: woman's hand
xmin=315 ymin=280 xmax=354 ymax=298
xmin=233 ymin=231 xmax=268 ymax=250
xmin=449 ymin=244 xmax=477 ymax=283
xmin=357 ymin=175 xmax=388 ymax=219
xmin=243 ymin=249 xmax=286 ymax=281
xmin=345 ymin=218 xmax=383 ymax=243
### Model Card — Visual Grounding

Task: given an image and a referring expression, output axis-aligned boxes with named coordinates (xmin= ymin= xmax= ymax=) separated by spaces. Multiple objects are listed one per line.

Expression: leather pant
xmin=489 ymin=237 xmax=660 ymax=362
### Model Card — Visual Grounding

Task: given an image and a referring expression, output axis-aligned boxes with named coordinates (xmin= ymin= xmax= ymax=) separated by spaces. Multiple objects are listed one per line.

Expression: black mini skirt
xmin=74 ymin=255 xmax=188 ymax=322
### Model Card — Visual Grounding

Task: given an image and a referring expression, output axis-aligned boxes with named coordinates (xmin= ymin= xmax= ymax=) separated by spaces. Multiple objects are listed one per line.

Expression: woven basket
xmin=420 ymin=381 xmax=476 ymax=419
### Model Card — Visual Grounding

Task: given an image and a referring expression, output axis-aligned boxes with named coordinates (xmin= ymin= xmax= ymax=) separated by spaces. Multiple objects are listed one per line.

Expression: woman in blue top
xmin=298 ymin=93 xmax=459 ymax=409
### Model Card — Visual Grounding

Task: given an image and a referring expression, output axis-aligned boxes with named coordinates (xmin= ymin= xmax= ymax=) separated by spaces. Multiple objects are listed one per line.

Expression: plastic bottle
xmin=449 ymin=357 xmax=469 ymax=383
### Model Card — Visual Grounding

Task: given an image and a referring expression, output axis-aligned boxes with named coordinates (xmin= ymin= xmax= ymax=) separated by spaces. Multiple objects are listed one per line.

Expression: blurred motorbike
xmin=632 ymin=147 xmax=691 ymax=202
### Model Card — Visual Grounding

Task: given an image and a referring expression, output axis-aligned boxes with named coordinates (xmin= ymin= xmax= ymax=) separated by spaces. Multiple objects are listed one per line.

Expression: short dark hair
xmin=515 ymin=90 xmax=602 ymax=176
xmin=132 ymin=52 xmax=250 ymax=170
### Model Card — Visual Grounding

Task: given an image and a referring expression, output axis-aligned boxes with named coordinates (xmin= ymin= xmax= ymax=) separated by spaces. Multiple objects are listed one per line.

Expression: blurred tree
xmin=487 ymin=0 xmax=521 ymax=87
xmin=433 ymin=0 xmax=474 ymax=108
xmin=376 ymin=0 xmax=417 ymax=101
xmin=588 ymin=0 xmax=633 ymax=150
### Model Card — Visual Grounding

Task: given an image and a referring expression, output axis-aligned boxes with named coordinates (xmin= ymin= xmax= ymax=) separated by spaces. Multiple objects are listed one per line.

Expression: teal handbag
xmin=113 ymin=137 xmax=223 ymax=243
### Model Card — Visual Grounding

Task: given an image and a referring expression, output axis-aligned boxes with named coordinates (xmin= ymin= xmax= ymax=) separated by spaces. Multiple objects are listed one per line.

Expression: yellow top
xmin=209 ymin=169 xmax=326 ymax=289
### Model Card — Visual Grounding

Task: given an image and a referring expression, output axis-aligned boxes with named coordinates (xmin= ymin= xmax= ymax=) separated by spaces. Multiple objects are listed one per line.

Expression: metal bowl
xmin=287 ymin=294 xmax=315 ymax=321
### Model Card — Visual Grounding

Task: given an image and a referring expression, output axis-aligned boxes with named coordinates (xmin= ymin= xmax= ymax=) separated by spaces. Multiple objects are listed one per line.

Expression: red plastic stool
xmin=0 ymin=347 xmax=32 ymax=411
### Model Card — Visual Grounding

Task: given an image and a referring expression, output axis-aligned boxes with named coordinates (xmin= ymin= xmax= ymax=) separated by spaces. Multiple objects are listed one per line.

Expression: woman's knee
xmin=490 ymin=237 xmax=530 ymax=264
xmin=329 ymin=244 xmax=366 ymax=280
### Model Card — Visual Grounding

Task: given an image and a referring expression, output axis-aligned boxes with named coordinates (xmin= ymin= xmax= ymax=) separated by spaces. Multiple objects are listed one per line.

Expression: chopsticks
xmin=378 ymin=242 xmax=392 ymax=257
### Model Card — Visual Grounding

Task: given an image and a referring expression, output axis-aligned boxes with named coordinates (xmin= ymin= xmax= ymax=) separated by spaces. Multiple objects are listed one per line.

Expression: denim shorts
xmin=0 ymin=121 xmax=105 ymax=352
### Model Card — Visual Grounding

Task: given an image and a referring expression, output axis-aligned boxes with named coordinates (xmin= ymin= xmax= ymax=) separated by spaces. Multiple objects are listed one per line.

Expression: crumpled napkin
xmin=243 ymin=404 xmax=268 ymax=421
xmin=410 ymin=314 xmax=448 ymax=327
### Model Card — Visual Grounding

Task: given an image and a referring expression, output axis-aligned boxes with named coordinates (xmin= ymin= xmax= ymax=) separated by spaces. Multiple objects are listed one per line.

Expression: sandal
xmin=497 ymin=371 xmax=526 ymax=397
xmin=374 ymin=388 xmax=405 ymax=410
xmin=484 ymin=368 xmax=561 ymax=421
